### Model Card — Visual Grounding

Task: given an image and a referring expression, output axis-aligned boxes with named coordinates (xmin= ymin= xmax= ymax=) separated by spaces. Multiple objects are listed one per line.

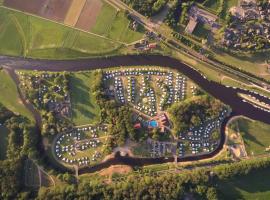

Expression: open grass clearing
xmin=213 ymin=49 xmax=269 ymax=79
xmin=192 ymin=21 xmax=211 ymax=39
xmin=0 ymin=126 xmax=9 ymax=160
xmin=0 ymin=9 xmax=24 ymax=56
xmin=203 ymin=0 xmax=220 ymax=11
xmin=229 ymin=117 xmax=270 ymax=156
xmin=91 ymin=3 xmax=143 ymax=44
xmin=69 ymin=72 xmax=100 ymax=125
xmin=0 ymin=70 xmax=33 ymax=120
xmin=217 ymin=167 xmax=270 ymax=200
xmin=90 ymin=2 xmax=117 ymax=35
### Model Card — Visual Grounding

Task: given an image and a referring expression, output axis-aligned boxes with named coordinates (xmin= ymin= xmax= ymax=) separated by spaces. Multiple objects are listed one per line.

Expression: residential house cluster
xmin=224 ymin=0 xmax=270 ymax=50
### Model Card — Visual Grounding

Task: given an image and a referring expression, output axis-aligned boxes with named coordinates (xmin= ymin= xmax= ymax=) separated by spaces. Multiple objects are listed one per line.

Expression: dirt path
xmin=32 ymin=159 xmax=56 ymax=187
xmin=227 ymin=116 xmax=248 ymax=158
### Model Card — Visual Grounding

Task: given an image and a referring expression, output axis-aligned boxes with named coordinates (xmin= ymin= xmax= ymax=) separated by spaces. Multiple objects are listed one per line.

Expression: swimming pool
xmin=149 ymin=120 xmax=158 ymax=128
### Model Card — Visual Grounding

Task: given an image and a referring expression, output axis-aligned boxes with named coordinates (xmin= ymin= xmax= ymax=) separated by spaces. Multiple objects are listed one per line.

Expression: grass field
xmin=0 ymin=6 xmax=123 ymax=59
xmin=0 ymin=70 xmax=33 ymax=120
xmin=217 ymin=168 xmax=270 ymax=199
xmin=203 ymin=0 xmax=220 ymax=10
xmin=193 ymin=22 xmax=211 ymax=39
xmin=0 ymin=126 xmax=9 ymax=160
xmin=69 ymin=72 xmax=100 ymax=125
xmin=90 ymin=3 xmax=143 ymax=43
xmin=0 ymin=10 xmax=24 ymax=55
xmin=91 ymin=3 xmax=118 ymax=35
xmin=229 ymin=117 xmax=270 ymax=156
xmin=213 ymin=48 xmax=270 ymax=80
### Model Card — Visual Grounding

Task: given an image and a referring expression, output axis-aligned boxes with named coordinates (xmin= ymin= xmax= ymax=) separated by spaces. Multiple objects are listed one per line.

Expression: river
xmin=2 ymin=55 xmax=270 ymax=173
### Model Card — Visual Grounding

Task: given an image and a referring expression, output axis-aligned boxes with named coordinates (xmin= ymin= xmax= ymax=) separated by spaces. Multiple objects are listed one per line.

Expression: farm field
xmin=90 ymin=3 xmax=118 ymax=35
xmin=0 ymin=70 xmax=33 ymax=120
xmin=69 ymin=72 xmax=100 ymax=125
xmin=0 ymin=10 xmax=24 ymax=56
xmin=229 ymin=117 xmax=270 ymax=156
xmin=64 ymin=0 xmax=86 ymax=27
xmin=0 ymin=126 xmax=9 ymax=160
xmin=75 ymin=0 xmax=103 ymax=31
xmin=90 ymin=3 xmax=143 ymax=43
xmin=4 ymin=0 xmax=73 ymax=22
xmin=217 ymin=168 xmax=270 ymax=199
xmin=0 ymin=6 xmax=122 ymax=59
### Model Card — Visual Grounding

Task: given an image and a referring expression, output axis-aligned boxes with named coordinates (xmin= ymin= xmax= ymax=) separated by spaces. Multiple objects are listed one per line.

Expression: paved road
xmin=105 ymin=1 xmax=270 ymax=88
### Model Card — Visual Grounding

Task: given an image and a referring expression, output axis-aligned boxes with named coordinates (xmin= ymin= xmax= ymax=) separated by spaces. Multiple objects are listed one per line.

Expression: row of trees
xmin=122 ymin=0 xmax=167 ymax=17
xmin=35 ymin=155 xmax=270 ymax=200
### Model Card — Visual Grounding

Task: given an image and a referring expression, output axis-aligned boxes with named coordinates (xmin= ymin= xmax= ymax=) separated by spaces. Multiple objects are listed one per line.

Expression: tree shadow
xmin=238 ymin=119 xmax=264 ymax=147
xmin=218 ymin=168 xmax=270 ymax=199
xmin=70 ymin=74 xmax=99 ymax=121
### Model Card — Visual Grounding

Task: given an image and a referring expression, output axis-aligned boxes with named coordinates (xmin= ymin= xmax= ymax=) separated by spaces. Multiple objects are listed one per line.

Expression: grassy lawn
xmin=0 ymin=70 xmax=33 ymax=120
xmin=132 ymin=142 xmax=151 ymax=157
xmin=91 ymin=3 xmax=118 ymax=35
xmin=69 ymin=72 xmax=100 ymax=125
xmin=27 ymin=48 xmax=94 ymax=59
xmin=217 ymin=168 xmax=270 ymax=199
xmin=0 ymin=125 xmax=9 ymax=160
xmin=0 ymin=6 xmax=122 ymax=59
xmin=30 ymin=17 xmax=71 ymax=50
xmin=213 ymin=49 xmax=269 ymax=79
xmin=108 ymin=12 xmax=127 ymax=41
xmin=91 ymin=3 xmax=143 ymax=44
xmin=0 ymin=9 xmax=24 ymax=56
xmin=203 ymin=0 xmax=220 ymax=10
xmin=72 ymin=31 xmax=120 ymax=54
xmin=229 ymin=117 xmax=270 ymax=156
xmin=193 ymin=21 xmax=211 ymax=39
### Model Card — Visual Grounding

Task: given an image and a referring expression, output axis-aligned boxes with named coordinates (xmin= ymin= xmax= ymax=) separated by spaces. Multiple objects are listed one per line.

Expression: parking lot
xmin=54 ymin=124 xmax=108 ymax=167
xmin=103 ymin=68 xmax=188 ymax=117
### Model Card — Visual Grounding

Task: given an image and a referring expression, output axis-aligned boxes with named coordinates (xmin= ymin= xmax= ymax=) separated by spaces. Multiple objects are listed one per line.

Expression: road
xmin=106 ymin=0 xmax=270 ymax=89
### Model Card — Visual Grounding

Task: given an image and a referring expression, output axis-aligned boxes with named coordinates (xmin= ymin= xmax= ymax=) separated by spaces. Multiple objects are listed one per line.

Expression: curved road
xmin=2 ymin=54 xmax=270 ymax=173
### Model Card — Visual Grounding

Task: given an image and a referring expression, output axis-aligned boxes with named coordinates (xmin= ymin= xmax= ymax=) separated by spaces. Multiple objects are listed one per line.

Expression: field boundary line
xmin=65 ymin=0 xmax=87 ymax=27
xmin=104 ymin=0 xmax=121 ymax=11
xmin=0 ymin=5 xmax=126 ymax=45
xmin=119 ymin=20 xmax=130 ymax=43
xmin=9 ymin=14 xmax=27 ymax=56
xmin=104 ymin=9 xmax=118 ymax=37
